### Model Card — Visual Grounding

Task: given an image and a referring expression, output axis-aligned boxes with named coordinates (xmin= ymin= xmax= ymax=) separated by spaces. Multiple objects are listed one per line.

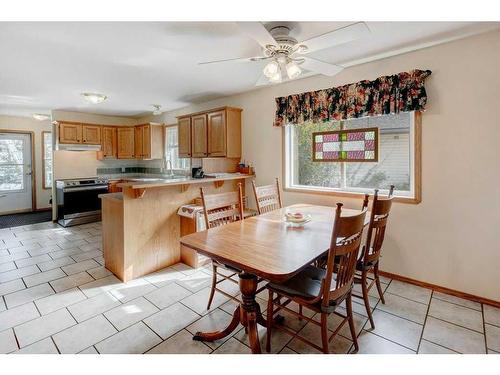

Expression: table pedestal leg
xmin=192 ymin=272 xmax=263 ymax=354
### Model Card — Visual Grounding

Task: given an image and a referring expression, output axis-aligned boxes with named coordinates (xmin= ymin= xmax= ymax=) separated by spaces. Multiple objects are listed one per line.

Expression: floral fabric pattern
xmin=274 ymin=69 xmax=431 ymax=126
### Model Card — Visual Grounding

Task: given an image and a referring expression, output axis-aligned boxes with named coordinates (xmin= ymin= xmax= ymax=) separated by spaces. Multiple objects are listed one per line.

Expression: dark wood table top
xmin=180 ymin=204 xmax=369 ymax=283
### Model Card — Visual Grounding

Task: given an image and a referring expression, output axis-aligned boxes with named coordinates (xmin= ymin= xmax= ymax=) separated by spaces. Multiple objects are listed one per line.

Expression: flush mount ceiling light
xmin=151 ymin=104 xmax=162 ymax=115
xmin=32 ymin=113 xmax=50 ymax=121
xmin=81 ymin=92 xmax=108 ymax=104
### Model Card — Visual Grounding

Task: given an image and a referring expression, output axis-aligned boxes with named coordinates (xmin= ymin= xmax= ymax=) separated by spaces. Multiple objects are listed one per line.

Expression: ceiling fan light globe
xmin=286 ymin=61 xmax=302 ymax=79
xmin=269 ymin=71 xmax=282 ymax=84
xmin=263 ymin=60 xmax=279 ymax=78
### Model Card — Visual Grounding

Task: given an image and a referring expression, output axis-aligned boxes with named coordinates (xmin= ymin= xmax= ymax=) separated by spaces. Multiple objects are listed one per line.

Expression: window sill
xmin=284 ymin=186 xmax=421 ymax=204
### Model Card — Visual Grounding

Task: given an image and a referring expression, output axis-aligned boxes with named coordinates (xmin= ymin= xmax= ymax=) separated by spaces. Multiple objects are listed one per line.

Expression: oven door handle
xmin=63 ymin=186 xmax=109 ymax=193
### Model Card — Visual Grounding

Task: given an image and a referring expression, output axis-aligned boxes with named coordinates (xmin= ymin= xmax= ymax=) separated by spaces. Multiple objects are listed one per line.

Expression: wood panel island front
xmin=99 ymin=174 xmax=254 ymax=282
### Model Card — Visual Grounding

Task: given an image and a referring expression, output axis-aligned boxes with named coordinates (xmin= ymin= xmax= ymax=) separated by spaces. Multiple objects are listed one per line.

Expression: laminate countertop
xmin=116 ymin=173 xmax=254 ymax=190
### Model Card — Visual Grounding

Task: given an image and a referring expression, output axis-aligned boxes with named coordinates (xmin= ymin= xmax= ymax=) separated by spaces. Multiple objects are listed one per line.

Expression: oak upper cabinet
xmin=82 ymin=124 xmax=101 ymax=144
xmin=59 ymin=122 xmax=82 ymax=144
xmin=134 ymin=124 xmax=164 ymax=160
xmin=178 ymin=117 xmax=191 ymax=158
xmin=191 ymin=114 xmax=208 ymax=157
xmin=208 ymin=107 xmax=241 ymax=158
xmin=117 ymin=127 xmax=135 ymax=159
xmin=207 ymin=110 xmax=226 ymax=157
xmin=134 ymin=125 xmax=144 ymax=158
xmin=101 ymin=127 xmax=117 ymax=158
xmin=177 ymin=107 xmax=241 ymax=159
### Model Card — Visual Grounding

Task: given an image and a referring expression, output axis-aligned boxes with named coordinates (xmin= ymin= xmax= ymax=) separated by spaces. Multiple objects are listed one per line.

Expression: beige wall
xmin=147 ymin=29 xmax=500 ymax=301
xmin=0 ymin=115 xmax=52 ymax=209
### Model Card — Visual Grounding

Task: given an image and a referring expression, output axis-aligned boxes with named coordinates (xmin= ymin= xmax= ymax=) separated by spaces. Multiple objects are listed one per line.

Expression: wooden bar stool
xmin=265 ymin=203 xmax=367 ymax=354
xmin=200 ymin=183 xmax=244 ymax=310
xmin=354 ymin=185 xmax=395 ymax=329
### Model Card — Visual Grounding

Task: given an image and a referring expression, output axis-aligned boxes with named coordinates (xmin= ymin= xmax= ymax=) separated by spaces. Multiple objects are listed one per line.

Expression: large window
xmin=284 ymin=112 xmax=420 ymax=202
xmin=165 ymin=125 xmax=190 ymax=171
xmin=42 ymin=131 xmax=52 ymax=189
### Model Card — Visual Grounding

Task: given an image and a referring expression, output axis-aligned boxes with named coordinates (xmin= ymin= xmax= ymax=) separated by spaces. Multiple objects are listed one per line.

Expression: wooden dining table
xmin=180 ymin=203 xmax=369 ymax=354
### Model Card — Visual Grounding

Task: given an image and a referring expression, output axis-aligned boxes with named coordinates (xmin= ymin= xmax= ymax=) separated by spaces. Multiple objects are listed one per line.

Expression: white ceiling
xmin=0 ymin=21 xmax=498 ymax=118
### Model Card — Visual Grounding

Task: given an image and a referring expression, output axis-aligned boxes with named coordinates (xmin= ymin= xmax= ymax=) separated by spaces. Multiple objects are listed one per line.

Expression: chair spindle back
xmin=252 ymin=178 xmax=282 ymax=214
xmin=200 ymin=183 xmax=244 ymax=229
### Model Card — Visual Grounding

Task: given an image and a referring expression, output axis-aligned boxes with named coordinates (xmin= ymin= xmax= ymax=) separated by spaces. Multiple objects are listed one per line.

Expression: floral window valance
xmin=274 ymin=69 xmax=431 ymax=127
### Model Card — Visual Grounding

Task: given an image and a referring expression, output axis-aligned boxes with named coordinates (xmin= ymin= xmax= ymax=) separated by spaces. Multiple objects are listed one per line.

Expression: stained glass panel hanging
xmin=312 ymin=127 xmax=379 ymax=162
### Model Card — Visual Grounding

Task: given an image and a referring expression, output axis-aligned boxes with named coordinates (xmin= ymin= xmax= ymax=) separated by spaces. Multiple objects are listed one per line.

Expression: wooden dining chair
xmin=252 ymin=178 xmax=282 ymax=214
xmin=354 ymin=185 xmax=395 ymax=329
xmin=200 ymin=183 xmax=244 ymax=310
xmin=265 ymin=203 xmax=367 ymax=354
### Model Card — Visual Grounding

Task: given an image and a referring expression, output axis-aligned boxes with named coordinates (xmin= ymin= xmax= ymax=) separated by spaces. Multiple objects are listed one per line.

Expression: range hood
xmin=57 ymin=143 xmax=102 ymax=151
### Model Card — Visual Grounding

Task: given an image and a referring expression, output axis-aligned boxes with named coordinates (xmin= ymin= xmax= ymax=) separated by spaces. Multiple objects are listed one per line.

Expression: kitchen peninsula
xmin=99 ymin=174 xmax=254 ymax=282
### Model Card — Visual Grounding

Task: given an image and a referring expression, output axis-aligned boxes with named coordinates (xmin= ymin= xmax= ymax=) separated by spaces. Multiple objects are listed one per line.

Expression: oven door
xmin=60 ymin=185 xmax=109 ymax=219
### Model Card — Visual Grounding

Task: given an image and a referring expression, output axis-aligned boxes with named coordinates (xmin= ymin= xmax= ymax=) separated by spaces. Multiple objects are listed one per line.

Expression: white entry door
xmin=0 ymin=132 xmax=33 ymax=214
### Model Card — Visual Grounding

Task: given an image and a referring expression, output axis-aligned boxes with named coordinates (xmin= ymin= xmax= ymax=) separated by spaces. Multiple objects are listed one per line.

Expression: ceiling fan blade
xmin=237 ymin=22 xmax=277 ymax=49
xmin=297 ymin=22 xmax=370 ymax=54
xmin=198 ymin=56 xmax=267 ymax=65
xmin=301 ymin=57 xmax=344 ymax=76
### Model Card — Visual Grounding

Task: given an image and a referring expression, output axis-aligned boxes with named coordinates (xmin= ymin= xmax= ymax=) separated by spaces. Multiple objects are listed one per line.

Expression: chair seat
xmin=267 ymin=265 xmax=330 ymax=299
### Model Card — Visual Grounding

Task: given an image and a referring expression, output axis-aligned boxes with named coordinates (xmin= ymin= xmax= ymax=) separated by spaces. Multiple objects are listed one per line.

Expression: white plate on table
xmin=284 ymin=214 xmax=312 ymax=227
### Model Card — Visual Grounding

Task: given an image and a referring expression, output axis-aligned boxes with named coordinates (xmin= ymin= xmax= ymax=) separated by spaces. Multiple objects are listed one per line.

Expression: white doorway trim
xmin=0 ymin=129 xmax=36 ymax=214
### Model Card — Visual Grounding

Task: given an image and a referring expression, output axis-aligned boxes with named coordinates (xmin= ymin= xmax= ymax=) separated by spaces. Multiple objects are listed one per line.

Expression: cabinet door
xmin=82 ymin=125 xmax=101 ymax=144
xmin=191 ymin=114 xmax=207 ymax=157
xmin=59 ymin=122 xmax=82 ymax=144
xmin=101 ymin=127 xmax=117 ymax=158
xmin=142 ymin=125 xmax=151 ymax=159
xmin=178 ymin=117 xmax=191 ymax=157
xmin=134 ymin=126 xmax=144 ymax=159
xmin=207 ymin=110 xmax=226 ymax=157
xmin=117 ymin=127 xmax=135 ymax=159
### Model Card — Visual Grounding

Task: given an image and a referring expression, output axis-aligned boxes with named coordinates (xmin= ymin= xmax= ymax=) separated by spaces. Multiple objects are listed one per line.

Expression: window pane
xmin=0 ymin=139 xmax=24 ymax=164
xmin=43 ymin=132 xmax=53 ymax=188
xmin=0 ymin=165 xmax=23 ymax=191
xmin=165 ymin=126 xmax=190 ymax=171
xmin=344 ymin=113 xmax=411 ymax=192
xmin=291 ymin=121 xmax=342 ymax=188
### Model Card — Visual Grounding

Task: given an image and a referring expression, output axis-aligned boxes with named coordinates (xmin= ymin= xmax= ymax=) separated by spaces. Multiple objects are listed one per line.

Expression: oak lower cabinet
xmin=82 ymin=124 xmax=101 ymax=144
xmin=117 ymin=127 xmax=135 ymax=159
xmin=101 ymin=127 xmax=117 ymax=158
xmin=176 ymin=106 xmax=242 ymax=158
xmin=59 ymin=122 xmax=82 ymax=144
xmin=191 ymin=114 xmax=208 ymax=157
xmin=135 ymin=124 xmax=164 ymax=159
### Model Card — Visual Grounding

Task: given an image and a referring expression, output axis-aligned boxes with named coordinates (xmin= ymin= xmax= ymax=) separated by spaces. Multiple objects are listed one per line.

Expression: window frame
xmin=164 ymin=124 xmax=190 ymax=172
xmin=282 ymin=111 xmax=422 ymax=204
xmin=42 ymin=131 xmax=52 ymax=190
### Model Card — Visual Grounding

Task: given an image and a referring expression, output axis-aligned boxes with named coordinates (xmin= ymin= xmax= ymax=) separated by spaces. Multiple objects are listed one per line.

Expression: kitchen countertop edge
xmin=116 ymin=174 xmax=255 ymax=190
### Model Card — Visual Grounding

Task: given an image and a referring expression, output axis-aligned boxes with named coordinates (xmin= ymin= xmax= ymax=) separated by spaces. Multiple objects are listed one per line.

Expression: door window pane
xmin=0 ymin=139 xmax=23 ymax=163
xmin=0 ymin=165 xmax=23 ymax=190
xmin=0 ymin=137 xmax=25 ymax=191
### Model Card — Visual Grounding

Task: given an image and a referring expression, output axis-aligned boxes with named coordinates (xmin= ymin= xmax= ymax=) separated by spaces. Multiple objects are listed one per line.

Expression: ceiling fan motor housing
xmin=266 ymin=25 xmax=299 ymax=57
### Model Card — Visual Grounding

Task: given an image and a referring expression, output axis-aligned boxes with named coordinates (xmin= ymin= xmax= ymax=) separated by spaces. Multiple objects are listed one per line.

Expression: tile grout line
xmin=427 ymin=314 xmax=486 ymax=335
xmin=416 ymin=289 xmax=433 ymax=353
xmin=481 ymin=303 xmax=489 ymax=352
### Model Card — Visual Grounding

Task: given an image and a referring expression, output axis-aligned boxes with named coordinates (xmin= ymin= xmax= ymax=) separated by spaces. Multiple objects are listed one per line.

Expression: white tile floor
xmin=0 ymin=220 xmax=499 ymax=354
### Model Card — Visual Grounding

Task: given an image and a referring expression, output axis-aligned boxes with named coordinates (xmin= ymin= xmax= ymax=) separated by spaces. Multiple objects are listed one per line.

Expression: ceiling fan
xmin=199 ymin=22 xmax=370 ymax=85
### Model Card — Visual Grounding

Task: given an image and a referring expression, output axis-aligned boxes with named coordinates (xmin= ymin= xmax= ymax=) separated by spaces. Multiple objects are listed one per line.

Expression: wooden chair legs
xmin=266 ymin=290 xmax=274 ymax=353
xmin=374 ymin=263 xmax=385 ymax=304
xmin=320 ymin=313 xmax=329 ymax=354
xmin=206 ymin=263 xmax=218 ymax=310
xmin=207 ymin=262 xmax=239 ymax=310
xmin=346 ymin=293 xmax=359 ymax=353
xmin=361 ymin=270 xmax=375 ymax=329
